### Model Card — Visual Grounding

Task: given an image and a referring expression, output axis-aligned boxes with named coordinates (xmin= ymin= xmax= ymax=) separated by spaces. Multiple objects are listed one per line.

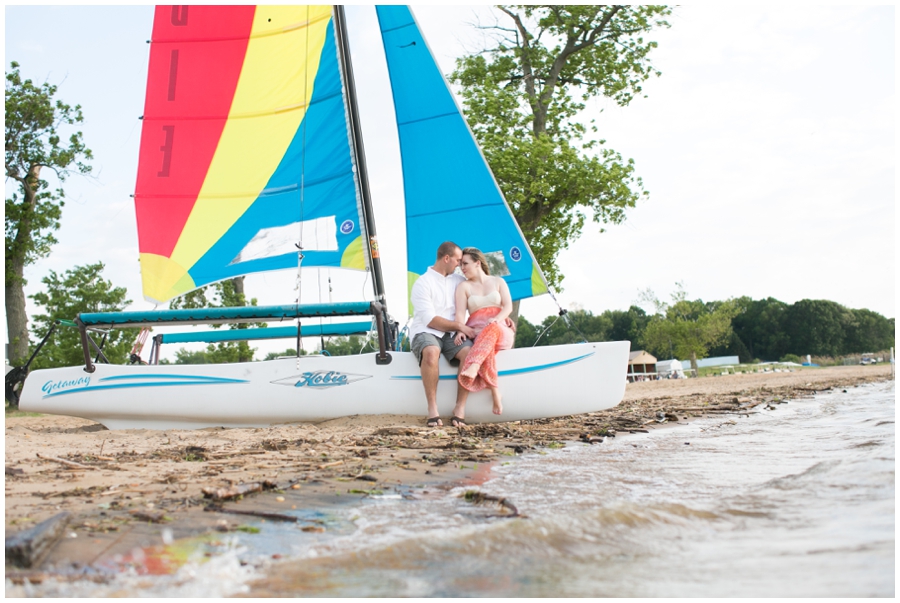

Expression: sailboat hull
xmin=19 ymin=341 xmax=630 ymax=430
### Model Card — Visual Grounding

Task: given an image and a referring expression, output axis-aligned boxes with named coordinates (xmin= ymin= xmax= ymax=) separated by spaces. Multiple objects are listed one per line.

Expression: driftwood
xmin=129 ymin=509 xmax=169 ymax=523
xmin=209 ymin=450 xmax=268 ymax=459
xmin=5 ymin=511 xmax=71 ymax=568
xmin=461 ymin=491 xmax=520 ymax=517
xmin=318 ymin=459 xmax=344 ymax=469
xmin=204 ymin=504 xmax=298 ymax=522
xmin=201 ymin=480 xmax=277 ymax=501
xmin=35 ymin=453 xmax=96 ymax=470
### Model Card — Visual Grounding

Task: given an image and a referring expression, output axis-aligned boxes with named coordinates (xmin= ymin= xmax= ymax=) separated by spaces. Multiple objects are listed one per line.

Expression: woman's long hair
xmin=462 ymin=247 xmax=490 ymax=276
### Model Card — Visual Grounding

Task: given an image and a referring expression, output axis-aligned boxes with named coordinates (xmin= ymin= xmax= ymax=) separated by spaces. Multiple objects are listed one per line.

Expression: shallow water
xmin=8 ymin=381 xmax=894 ymax=597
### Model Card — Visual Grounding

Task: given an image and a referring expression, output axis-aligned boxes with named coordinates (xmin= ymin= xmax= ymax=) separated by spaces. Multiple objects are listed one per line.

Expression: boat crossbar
xmin=154 ymin=321 xmax=374 ymax=345
xmin=75 ymin=301 xmax=392 ymax=372
xmin=78 ymin=301 xmax=375 ymax=329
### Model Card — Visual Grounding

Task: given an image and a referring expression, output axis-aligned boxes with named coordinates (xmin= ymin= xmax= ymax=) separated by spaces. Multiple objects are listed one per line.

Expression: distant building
xmin=627 ymin=350 xmax=657 ymax=382
xmin=656 ymin=359 xmax=686 ymax=378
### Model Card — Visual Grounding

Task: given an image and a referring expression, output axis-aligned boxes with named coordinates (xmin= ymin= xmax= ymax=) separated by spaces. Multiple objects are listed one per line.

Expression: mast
xmin=332 ymin=7 xmax=391 ymax=321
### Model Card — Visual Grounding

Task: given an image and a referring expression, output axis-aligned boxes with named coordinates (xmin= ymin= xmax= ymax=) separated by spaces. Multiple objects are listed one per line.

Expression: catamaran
xmin=15 ymin=6 xmax=630 ymax=429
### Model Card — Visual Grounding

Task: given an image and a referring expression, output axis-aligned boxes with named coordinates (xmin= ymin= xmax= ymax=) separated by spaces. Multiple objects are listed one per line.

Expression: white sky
xmin=3 ymin=5 xmax=896 ymax=361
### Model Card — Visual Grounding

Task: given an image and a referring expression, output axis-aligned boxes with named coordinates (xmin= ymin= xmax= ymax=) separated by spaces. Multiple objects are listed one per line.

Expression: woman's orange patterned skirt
xmin=458 ymin=306 xmax=514 ymax=392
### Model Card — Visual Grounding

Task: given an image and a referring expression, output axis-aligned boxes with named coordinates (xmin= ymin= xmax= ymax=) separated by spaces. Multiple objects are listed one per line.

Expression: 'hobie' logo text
xmin=273 ymin=370 xmax=371 ymax=389
xmin=42 ymin=376 xmax=91 ymax=396
xmin=296 ymin=371 xmax=349 ymax=388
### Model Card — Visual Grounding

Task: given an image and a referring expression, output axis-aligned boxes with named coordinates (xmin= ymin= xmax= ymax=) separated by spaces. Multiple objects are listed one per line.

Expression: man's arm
xmin=429 ymin=316 xmax=475 ymax=339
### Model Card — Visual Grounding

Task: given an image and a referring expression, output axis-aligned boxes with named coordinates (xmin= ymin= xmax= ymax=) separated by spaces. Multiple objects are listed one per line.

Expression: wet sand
xmin=4 ymin=364 xmax=892 ymax=582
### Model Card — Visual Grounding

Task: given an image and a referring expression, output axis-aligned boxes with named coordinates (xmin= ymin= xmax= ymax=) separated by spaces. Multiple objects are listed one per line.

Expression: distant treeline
xmin=515 ymin=297 xmax=895 ymax=363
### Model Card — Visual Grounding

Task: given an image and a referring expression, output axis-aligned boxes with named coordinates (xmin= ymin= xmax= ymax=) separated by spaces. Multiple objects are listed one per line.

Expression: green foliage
xmin=320 ymin=335 xmax=373 ymax=356
xmin=724 ymin=299 xmax=895 ymax=360
xmin=521 ymin=292 xmax=893 ymax=362
xmin=263 ymin=348 xmax=306 ymax=361
xmin=5 ymin=61 xmax=93 ymax=282
xmin=513 ymin=316 xmax=539 ymax=347
xmin=636 ymin=284 xmax=738 ymax=368
xmin=726 ymin=297 xmax=790 ymax=361
xmin=168 ymin=278 xmax=258 ymax=363
xmin=6 ymin=60 xmax=93 ymax=364
xmin=28 ymin=263 xmax=134 ymax=369
xmin=784 ymin=299 xmax=851 ymax=358
xmin=514 ymin=305 xmax=649 ymax=348
xmin=842 ymin=308 xmax=895 ymax=354
xmin=606 ymin=306 xmax=650 ymax=343
xmin=452 ymin=5 xmax=670 ymax=289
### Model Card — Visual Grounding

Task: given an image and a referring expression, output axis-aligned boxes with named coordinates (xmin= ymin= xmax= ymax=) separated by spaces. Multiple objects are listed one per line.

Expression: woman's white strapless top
xmin=467 ymin=290 xmax=501 ymax=314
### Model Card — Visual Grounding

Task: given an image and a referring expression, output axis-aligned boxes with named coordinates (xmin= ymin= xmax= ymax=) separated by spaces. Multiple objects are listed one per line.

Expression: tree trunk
xmin=5 ymin=270 xmax=29 ymax=366
xmin=510 ymin=300 xmax=521 ymax=327
xmin=690 ymin=351 xmax=698 ymax=374
xmin=5 ymin=169 xmax=39 ymax=367
xmin=231 ymin=276 xmax=245 ymax=300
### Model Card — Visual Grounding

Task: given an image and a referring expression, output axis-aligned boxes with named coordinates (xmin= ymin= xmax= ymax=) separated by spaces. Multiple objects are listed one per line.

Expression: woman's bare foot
xmin=460 ymin=362 xmax=480 ymax=380
xmin=490 ymin=387 xmax=503 ymax=415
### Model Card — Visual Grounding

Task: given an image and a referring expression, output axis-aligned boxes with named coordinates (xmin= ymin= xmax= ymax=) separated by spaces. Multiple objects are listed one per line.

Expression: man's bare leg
xmin=490 ymin=386 xmax=503 ymax=415
xmin=451 ymin=346 xmax=471 ymax=425
xmin=420 ymin=346 xmax=442 ymax=425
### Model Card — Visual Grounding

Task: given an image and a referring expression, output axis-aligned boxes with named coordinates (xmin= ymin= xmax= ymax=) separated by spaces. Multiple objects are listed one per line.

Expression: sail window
xmin=484 ymin=251 xmax=511 ymax=277
xmin=230 ymin=216 xmax=337 ymax=265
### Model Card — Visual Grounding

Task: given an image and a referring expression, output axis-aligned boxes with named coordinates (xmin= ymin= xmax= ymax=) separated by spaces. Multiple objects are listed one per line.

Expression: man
xmin=409 ymin=241 xmax=475 ymax=428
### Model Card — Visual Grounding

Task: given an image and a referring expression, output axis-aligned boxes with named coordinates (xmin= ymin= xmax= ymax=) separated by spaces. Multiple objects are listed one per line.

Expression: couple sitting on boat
xmin=409 ymin=242 xmax=516 ymax=428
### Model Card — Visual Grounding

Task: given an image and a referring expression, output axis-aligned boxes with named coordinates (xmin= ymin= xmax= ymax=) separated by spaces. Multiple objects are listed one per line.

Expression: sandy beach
xmin=4 ymin=364 xmax=892 ymax=582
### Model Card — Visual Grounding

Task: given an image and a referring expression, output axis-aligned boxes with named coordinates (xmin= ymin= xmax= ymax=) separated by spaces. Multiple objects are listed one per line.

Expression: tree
xmin=28 ymin=262 xmax=133 ymax=370
xmin=320 ymin=335 xmax=373 ymax=356
xmin=606 ymin=305 xmax=650 ymax=343
xmin=842 ymin=308 xmax=895 ymax=354
xmin=263 ymin=348 xmax=307 ymax=361
xmin=784 ymin=299 xmax=852 ymax=358
xmin=169 ymin=277 xmax=258 ymax=363
xmin=5 ymin=61 xmax=92 ymax=365
xmin=728 ymin=296 xmax=791 ymax=361
xmin=640 ymin=284 xmax=738 ymax=371
xmin=452 ymin=5 xmax=671 ymax=293
xmin=513 ymin=316 xmax=539 ymax=347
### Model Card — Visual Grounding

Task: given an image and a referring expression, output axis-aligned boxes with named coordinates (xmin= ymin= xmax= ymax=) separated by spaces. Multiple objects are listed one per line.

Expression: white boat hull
xmin=19 ymin=341 xmax=630 ymax=430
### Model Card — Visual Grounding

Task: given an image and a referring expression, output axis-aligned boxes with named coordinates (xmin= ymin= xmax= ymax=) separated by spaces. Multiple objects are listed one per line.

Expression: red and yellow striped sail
xmin=134 ymin=5 xmax=365 ymax=304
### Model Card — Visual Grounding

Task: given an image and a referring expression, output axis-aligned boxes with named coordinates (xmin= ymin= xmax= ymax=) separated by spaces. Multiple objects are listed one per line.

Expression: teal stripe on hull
xmin=390 ymin=352 xmax=594 ymax=380
xmin=41 ymin=374 xmax=248 ymax=398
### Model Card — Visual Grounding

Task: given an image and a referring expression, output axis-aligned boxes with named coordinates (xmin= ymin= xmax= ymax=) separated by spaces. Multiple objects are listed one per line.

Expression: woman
xmin=453 ymin=247 xmax=515 ymax=416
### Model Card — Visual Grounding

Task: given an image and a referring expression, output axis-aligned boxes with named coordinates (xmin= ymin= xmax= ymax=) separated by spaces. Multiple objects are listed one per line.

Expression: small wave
xmin=762 ymin=460 xmax=842 ymax=490
xmin=851 ymin=440 xmax=882 ymax=449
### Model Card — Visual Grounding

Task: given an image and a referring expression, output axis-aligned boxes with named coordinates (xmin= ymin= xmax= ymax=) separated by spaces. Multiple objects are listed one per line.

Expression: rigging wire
xmin=533 ymin=288 xmax=589 ymax=345
xmin=294 ymin=5 xmax=312 ymax=366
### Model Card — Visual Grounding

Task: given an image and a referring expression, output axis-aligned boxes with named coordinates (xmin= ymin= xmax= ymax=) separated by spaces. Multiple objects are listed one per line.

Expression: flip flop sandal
xmin=450 ymin=416 xmax=467 ymax=428
xmin=426 ymin=416 xmax=442 ymax=428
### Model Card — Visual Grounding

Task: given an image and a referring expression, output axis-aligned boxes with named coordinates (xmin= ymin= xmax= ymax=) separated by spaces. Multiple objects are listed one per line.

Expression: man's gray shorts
xmin=411 ymin=332 xmax=473 ymax=366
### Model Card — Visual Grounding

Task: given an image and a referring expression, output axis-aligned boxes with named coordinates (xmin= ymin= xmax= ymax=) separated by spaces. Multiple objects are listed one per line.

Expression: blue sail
xmin=375 ymin=5 xmax=549 ymax=309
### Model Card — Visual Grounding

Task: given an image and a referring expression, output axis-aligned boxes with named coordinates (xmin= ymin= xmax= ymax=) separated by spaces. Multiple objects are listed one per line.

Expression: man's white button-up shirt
xmin=409 ymin=267 xmax=465 ymax=340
